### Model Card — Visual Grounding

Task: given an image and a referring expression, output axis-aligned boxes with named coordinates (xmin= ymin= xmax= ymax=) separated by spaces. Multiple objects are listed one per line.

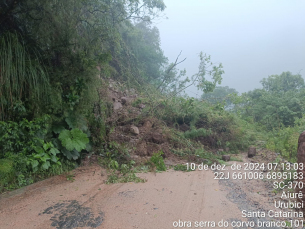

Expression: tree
xmin=157 ymin=52 xmax=224 ymax=96
xmin=0 ymin=0 xmax=167 ymax=121
xmin=121 ymin=20 xmax=167 ymax=82
xmin=194 ymin=52 xmax=224 ymax=93
xmin=201 ymin=86 xmax=238 ymax=108
xmin=233 ymin=72 xmax=305 ymax=129
xmin=260 ymin=71 xmax=304 ymax=93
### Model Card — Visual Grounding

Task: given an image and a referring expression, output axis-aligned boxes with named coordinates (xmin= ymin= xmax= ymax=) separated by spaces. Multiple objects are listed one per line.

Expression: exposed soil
xmin=103 ymin=81 xmax=177 ymax=160
xmin=0 ymin=150 xmax=302 ymax=229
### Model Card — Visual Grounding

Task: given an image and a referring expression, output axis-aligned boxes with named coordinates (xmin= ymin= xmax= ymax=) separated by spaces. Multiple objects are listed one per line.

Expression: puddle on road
xmin=41 ymin=200 xmax=104 ymax=229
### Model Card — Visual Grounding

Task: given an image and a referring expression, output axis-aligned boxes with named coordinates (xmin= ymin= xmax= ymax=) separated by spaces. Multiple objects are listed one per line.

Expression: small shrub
xmin=0 ymin=159 xmax=15 ymax=190
xmin=266 ymin=127 xmax=299 ymax=162
xmin=105 ymin=173 xmax=119 ymax=184
xmin=173 ymin=164 xmax=191 ymax=172
xmin=0 ymin=115 xmax=50 ymax=158
xmin=184 ymin=128 xmax=212 ymax=139
xmin=150 ymin=151 xmax=166 ymax=171
xmin=105 ymin=172 xmax=145 ymax=184
xmin=26 ymin=142 xmax=61 ymax=172
xmin=66 ymin=173 xmax=75 ymax=182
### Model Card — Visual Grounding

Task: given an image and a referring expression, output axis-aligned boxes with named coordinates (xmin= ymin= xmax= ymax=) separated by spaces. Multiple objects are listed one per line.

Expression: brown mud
xmin=0 ymin=151 xmax=302 ymax=229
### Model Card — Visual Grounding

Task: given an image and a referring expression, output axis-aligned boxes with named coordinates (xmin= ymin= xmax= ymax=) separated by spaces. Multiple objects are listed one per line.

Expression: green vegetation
xmin=0 ymin=0 xmax=167 ymax=191
xmin=233 ymin=72 xmax=305 ymax=129
xmin=230 ymin=71 xmax=305 ymax=162
xmin=98 ymin=157 xmax=146 ymax=184
xmin=0 ymin=0 xmax=303 ymax=192
xmin=66 ymin=173 xmax=75 ymax=182
xmin=150 ymin=152 xmax=167 ymax=171
xmin=58 ymin=129 xmax=89 ymax=160
xmin=201 ymin=86 xmax=238 ymax=108
xmin=105 ymin=172 xmax=145 ymax=184
xmin=173 ymin=164 xmax=192 ymax=172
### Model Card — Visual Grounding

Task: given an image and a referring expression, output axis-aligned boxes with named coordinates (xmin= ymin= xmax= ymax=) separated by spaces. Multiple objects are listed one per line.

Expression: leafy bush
xmin=173 ymin=164 xmax=192 ymax=172
xmin=1 ymin=152 xmax=76 ymax=192
xmin=184 ymin=128 xmax=212 ymax=139
xmin=0 ymin=159 xmax=14 ymax=189
xmin=0 ymin=115 xmax=50 ymax=158
xmin=151 ymin=95 xmax=254 ymax=151
xmin=150 ymin=151 xmax=166 ymax=171
xmin=26 ymin=142 xmax=61 ymax=172
xmin=105 ymin=172 xmax=145 ymax=184
xmin=0 ymin=116 xmax=82 ymax=192
xmin=266 ymin=127 xmax=299 ymax=162
xmin=58 ymin=128 xmax=89 ymax=160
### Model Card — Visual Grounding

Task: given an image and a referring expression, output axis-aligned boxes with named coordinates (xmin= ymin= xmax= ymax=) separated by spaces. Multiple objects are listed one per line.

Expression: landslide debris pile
xmin=105 ymin=80 xmax=173 ymax=160
xmin=91 ymin=79 xmax=252 ymax=166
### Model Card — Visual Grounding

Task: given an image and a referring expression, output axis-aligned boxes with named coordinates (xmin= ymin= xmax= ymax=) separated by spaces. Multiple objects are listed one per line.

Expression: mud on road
xmin=0 ymin=152 xmax=302 ymax=229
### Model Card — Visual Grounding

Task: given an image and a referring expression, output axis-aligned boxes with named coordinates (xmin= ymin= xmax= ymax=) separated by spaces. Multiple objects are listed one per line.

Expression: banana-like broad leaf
xmin=59 ymin=129 xmax=89 ymax=152
xmin=65 ymin=114 xmax=88 ymax=132
xmin=61 ymin=148 xmax=80 ymax=160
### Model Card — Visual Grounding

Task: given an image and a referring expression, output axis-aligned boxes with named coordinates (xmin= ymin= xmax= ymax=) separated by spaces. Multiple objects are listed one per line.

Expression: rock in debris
xmin=130 ymin=125 xmax=140 ymax=135
xmin=138 ymin=104 xmax=146 ymax=109
xmin=222 ymin=155 xmax=231 ymax=161
xmin=143 ymin=120 xmax=153 ymax=130
xmin=113 ymin=102 xmax=122 ymax=110
xmin=248 ymin=147 xmax=256 ymax=158
xmin=121 ymin=97 xmax=135 ymax=105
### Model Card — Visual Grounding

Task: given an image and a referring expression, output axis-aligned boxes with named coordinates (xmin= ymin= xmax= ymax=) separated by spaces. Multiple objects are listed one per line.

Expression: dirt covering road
xmin=0 ymin=152 xmax=302 ymax=229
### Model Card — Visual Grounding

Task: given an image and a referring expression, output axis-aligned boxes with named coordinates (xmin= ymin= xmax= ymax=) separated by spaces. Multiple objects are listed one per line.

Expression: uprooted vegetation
xmin=102 ymin=79 xmax=252 ymax=158
xmin=86 ymin=79 xmax=257 ymax=180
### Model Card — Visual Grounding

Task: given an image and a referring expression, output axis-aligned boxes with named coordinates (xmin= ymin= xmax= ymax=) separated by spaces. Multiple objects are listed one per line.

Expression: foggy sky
xmin=156 ymin=0 xmax=305 ymax=96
